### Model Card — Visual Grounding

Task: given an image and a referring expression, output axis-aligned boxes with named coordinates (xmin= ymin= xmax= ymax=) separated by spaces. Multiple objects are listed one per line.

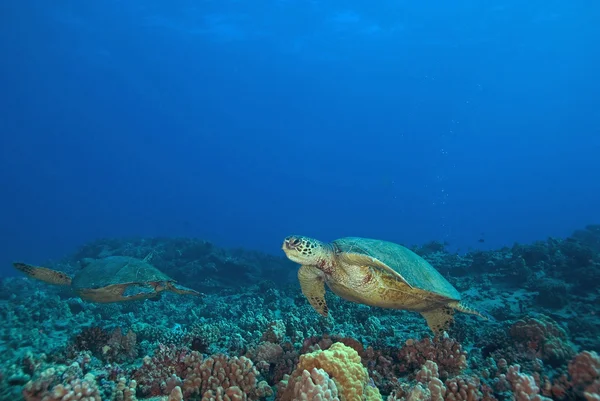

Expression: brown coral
xmin=509 ymin=315 xmax=574 ymax=367
xmin=568 ymin=351 xmax=600 ymax=400
xmin=396 ymin=335 xmax=468 ymax=379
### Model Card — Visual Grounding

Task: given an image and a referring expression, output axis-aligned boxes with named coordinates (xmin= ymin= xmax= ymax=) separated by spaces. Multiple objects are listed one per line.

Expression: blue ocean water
xmin=0 ymin=0 xmax=599 ymax=273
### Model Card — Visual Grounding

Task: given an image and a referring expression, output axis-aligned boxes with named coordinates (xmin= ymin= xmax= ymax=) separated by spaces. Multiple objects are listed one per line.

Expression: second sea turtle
xmin=13 ymin=255 xmax=202 ymax=303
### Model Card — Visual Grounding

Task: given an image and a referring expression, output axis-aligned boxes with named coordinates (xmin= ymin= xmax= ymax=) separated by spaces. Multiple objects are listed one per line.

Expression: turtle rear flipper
xmin=13 ymin=262 xmax=72 ymax=286
xmin=166 ymin=282 xmax=204 ymax=297
xmin=420 ymin=306 xmax=455 ymax=335
xmin=450 ymin=300 xmax=492 ymax=321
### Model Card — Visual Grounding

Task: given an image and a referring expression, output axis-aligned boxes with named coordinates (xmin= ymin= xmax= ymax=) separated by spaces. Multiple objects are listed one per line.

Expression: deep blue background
xmin=1 ymin=0 xmax=599 ymax=273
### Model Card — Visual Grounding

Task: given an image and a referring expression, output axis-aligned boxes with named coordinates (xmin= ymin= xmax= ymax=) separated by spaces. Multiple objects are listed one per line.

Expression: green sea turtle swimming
xmin=282 ymin=235 xmax=488 ymax=334
xmin=13 ymin=255 xmax=202 ymax=303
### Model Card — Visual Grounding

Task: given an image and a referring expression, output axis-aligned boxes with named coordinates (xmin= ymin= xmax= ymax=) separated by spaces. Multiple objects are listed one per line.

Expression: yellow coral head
xmin=282 ymin=235 xmax=332 ymax=267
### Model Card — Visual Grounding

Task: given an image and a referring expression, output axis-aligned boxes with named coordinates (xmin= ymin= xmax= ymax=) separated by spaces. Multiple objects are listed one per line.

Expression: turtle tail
xmin=451 ymin=300 xmax=494 ymax=321
xmin=13 ymin=262 xmax=72 ymax=286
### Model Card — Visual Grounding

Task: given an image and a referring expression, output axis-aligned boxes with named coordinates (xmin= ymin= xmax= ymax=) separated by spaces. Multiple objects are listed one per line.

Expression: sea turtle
xmin=13 ymin=255 xmax=202 ymax=303
xmin=282 ymin=235 xmax=488 ymax=334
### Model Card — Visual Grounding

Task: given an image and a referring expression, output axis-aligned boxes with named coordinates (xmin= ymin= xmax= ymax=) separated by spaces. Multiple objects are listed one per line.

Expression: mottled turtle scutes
xmin=282 ymin=236 xmax=488 ymax=334
xmin=13 ymin=255 xmax=202 ymax=303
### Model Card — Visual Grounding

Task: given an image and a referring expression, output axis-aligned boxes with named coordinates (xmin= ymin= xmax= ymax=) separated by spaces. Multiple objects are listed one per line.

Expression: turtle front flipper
xmin=420 ymin=307 xmax=455 ymax=335
xmin=13 ymin=262 xmax=72 ymax=286
xmin=337 ymin=252 xmax=413 ymax=289
xmin=298 ymin=265 xmax=329 ymax=317
xmin=166 ymin=282 xmax=204 ymax=297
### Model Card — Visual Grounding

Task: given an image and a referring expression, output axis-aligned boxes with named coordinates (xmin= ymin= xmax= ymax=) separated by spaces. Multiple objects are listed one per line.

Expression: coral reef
xmin=1 ymin=226 xmax=599 ymax=401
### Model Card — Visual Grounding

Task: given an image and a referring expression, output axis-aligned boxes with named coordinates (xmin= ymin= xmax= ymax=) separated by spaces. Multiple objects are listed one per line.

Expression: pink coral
xmin=182 ymin=353 xmax=269 ymax=400
xmin=132 ymin=344 xmax=192 ymax=396
xmin=396 ymin=335 xmax=468 ymax=379
xmin=388 ymin=360 xmax=495 ymax=401
xmin=111 ymin=377 xmax=137 ymax=401
xmin=364 ymin=348 xmax=398 ymax=394
xmin=569 ymin=351 xmax=600 ymax=387
xmin=568 ymin=351 xmax=600 ymax=400
xmin=248 ymin=341 xmax=298 ymax=385
xmin=445 ymin=375 xmax=491 ymax=401
xmin=415 ymin=361 xmax=440 ymax=384
xmin=496 ymin=364 xmax=552 ymax=401
xmin=131 ymin=345 xmax=272 ymax=400
xmin=23 ymin=367 xmax=101 ymax=401
xmin=251 ymin=341 xmax=285 ymax=365
xmin=291 ymin=367 xmax=340 ymax=401
xmin=361 ymin=336 xmax=467 ymax=395
xmin=509 ymin=315 xmax=574 ymax=366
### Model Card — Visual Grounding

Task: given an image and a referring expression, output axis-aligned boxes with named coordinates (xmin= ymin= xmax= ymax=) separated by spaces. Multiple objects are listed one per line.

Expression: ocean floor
xmin=1 ymin=226 xmax=599 ymax=401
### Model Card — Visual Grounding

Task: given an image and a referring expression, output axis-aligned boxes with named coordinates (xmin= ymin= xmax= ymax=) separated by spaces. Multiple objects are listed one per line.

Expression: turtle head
xmin=282 ymin=235 xmax=333 ymax=268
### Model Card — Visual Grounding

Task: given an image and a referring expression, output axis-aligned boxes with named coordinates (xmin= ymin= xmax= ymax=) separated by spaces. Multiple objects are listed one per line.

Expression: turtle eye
xmin=285 ymin=237 xmax=301 ymax=249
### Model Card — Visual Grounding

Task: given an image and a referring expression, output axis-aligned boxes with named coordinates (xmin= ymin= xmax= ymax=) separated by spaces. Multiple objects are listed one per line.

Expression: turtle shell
xmin=72 ymin=256 xmax=172 ymax=290
xmin=332 ymin=237 xmax=461 ymax=301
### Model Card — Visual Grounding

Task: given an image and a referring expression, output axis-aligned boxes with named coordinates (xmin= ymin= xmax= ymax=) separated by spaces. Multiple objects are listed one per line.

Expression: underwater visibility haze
xmin=1 ymin=0 xmax=599 ymax=264
xmin=0 ymin=1 xmax=599 ymax=401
